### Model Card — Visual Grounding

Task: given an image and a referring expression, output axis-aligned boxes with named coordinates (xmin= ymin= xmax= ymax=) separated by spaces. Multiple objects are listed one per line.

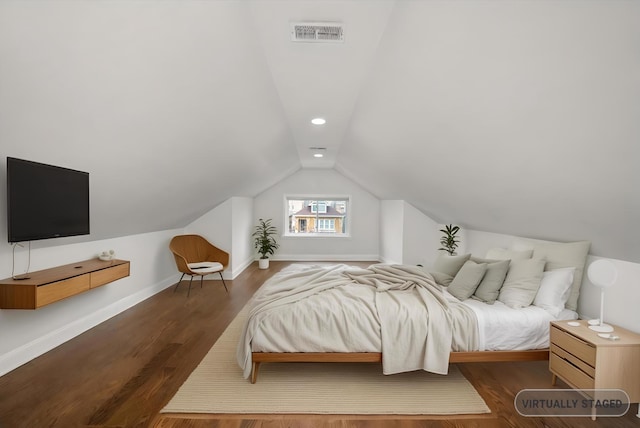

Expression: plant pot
xmin=258 ymin=258 xmax=269 ymax=269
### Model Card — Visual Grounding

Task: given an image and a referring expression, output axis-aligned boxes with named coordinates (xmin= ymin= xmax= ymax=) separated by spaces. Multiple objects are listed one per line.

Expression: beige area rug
xmin=162 ymin=307 xmax=490 ymax=415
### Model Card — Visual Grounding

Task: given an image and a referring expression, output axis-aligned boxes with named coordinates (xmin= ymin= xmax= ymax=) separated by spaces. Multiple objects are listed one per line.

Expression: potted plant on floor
xmin=438 ymin=224 xmax=460 ymax=256
xmin=253 ymin=218 xmax=280 ymax=269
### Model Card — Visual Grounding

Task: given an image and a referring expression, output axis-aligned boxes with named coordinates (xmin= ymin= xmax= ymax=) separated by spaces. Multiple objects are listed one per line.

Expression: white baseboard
xmin=229 ymin=256 xmax=255 ymax=279
xmin=379 ymin=256 xmax=401 ymax=264
xmin=270 ymin=254 xmax=379 ymax=262
xmin=0 ymin=274 xmax=180 ymax=377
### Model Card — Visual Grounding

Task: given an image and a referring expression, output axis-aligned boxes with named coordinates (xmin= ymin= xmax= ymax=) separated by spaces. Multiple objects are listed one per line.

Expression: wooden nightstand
xmin=550 ymin=320 xmax=640 ymax=417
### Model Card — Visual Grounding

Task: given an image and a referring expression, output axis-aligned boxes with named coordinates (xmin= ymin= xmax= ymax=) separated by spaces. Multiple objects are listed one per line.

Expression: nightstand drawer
xmin=550 ymin=352 xmax=594 ymax=391
xmin=551 ymin=325 xmax=596 ymax=366
xmin=550 ymin=344 xmax=595 ymax=377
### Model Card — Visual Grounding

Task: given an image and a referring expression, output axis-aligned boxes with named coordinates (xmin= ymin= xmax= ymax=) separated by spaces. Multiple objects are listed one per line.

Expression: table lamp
xmin=587 ymin=259 xmax=617 ymax=333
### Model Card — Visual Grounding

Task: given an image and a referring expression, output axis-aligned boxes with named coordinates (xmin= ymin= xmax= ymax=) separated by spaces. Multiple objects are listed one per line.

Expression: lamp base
xmin=589 ymin=324 xmax=614 ymax=333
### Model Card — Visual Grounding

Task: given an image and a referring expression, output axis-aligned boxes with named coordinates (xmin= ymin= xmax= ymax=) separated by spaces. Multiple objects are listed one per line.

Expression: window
xmin=285 ymin=196 xmax=350 ymax=237
xmin=310 ymin=202 xmax=327 ymax=213
xmin=317 ymin=218 xmax=334 ymax=231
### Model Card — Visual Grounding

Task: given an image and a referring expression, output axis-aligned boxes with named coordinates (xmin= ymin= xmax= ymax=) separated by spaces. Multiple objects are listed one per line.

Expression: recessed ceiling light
xmin=313 ymin=153 xmax=324 ymax=158
xmin=311 ymin=117 xmax=326 ymax=125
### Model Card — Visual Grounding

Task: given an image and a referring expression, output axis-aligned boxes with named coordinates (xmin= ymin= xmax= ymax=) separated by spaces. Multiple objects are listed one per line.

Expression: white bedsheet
xmin=453 ymin=291 xmax=578 ymax=351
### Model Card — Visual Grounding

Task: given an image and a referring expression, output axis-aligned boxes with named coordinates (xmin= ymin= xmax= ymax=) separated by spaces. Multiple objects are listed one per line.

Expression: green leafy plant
xmin=438 ymin=224 xmax=460 ymax=256
xmin=252 ymin=218 xmax=280 ymax=259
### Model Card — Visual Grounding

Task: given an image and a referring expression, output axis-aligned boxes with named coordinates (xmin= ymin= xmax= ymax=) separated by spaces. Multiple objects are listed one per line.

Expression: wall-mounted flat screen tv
xmin=7 ymin=157 xmax=90 ymax=243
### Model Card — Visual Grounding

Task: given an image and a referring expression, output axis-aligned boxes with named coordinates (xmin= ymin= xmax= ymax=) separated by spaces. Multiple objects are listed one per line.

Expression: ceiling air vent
xmin=290 ymin=22 xmax=344 ymax=43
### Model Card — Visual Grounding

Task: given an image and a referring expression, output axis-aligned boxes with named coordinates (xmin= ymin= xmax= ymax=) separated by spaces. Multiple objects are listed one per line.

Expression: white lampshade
xmin=587 ymin=259 xmax=617 ymax=288
xmin=587 ymin=259 xmax=617 ymax=333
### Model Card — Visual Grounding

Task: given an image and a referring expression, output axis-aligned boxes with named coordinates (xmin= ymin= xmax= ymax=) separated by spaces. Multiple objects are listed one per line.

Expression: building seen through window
xmin=286 ymin=197 xmax=349 ymax=236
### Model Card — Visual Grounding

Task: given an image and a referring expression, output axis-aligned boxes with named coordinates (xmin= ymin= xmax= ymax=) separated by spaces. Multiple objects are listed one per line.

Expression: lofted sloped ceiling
xmin=0 ymin=1 xmax=638 ymax=262
xmin=334 ymin=1 xmax=640 ymax=262
xmin=248 ymin=1 xmax=395 ymax=167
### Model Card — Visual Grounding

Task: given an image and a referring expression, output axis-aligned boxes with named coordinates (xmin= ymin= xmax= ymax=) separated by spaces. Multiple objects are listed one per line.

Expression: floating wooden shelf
xmin=0 ymin=258 xmax=130 ymax=309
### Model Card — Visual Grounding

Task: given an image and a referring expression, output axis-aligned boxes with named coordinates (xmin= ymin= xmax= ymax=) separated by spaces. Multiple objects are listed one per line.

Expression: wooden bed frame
xmin=250 ymin=349 xmax=549 ymax=383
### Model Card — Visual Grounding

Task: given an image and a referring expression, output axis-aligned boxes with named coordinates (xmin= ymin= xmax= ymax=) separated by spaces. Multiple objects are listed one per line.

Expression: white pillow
xmin=533 ymin=267 xmax=575 ymax=317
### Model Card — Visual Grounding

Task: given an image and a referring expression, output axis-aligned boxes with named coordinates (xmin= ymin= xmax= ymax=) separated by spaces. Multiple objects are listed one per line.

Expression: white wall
xmin=230 ymin=197 xmax=255 ymax=276
xmin=379 ymin=201 xmax=448 ymax=268
xmin=578 ymin=256 xmax=640 ymax=334
xmin=379 ymin=200 xmax=403 ymax=264
xmin=185 ymin=196 xmax=254 ymax=278
xmin=402 ymin=203 xmax=440 ymax=267
xmin=185 ymin=198 xmax=232 ymax=251
xmin=253 ymin=169 xmax=379 ymax=261
xmin=465 ymin=229 xmax=640 ymax=334
xmin=0 ymin=229 xmax=181 ymax=376
xmin=185 ymin=198 xmax=232 ymax=277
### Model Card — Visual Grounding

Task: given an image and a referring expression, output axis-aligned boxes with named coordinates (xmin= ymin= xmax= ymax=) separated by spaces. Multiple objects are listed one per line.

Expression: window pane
xmin=286 ymin=197 xmax=349 ymax=236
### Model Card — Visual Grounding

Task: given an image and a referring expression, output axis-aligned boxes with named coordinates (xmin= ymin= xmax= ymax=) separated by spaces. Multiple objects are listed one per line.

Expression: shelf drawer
xmin=37 ymin=275 xmax=90 ymax=307
xmin=550 ymin=352 xmax=595 ymax=391
xmin=91 ymin=263 xmax=130 ymax=288
xmin=551 ymin=325 xmax=596 ymax=366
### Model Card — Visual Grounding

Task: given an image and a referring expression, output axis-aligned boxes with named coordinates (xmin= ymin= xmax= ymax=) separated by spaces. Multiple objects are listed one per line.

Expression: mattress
xmin=454 ymin=291 xmax=578 ymax=351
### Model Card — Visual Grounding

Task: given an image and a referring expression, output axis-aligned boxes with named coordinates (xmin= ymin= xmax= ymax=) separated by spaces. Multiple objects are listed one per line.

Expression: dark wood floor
xmin=0 ymin=261 xmax=637 ymax=428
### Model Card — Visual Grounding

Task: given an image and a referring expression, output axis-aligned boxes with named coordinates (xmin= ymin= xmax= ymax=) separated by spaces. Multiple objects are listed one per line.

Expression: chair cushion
xmin=187 ymin=262 xmax=224 ymax=274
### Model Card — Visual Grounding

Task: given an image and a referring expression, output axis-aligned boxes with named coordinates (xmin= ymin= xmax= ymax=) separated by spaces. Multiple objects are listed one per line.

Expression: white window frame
xmin=284 ymin=194 xmax=351 ymax=238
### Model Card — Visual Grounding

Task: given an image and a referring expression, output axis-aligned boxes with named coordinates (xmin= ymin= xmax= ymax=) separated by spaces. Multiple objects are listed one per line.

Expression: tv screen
xmin=7 ymin=157 xmax=90 ymax=243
